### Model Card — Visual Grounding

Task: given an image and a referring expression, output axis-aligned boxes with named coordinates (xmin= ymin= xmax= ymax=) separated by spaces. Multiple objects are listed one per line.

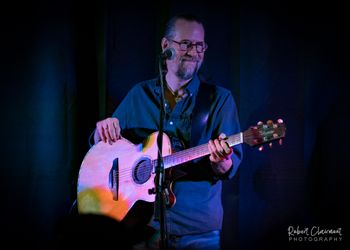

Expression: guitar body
xmin=77 ymin=132 xmax=172 ymax=222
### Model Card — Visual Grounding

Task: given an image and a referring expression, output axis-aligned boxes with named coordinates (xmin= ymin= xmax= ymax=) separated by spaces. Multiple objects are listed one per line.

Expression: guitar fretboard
xmin=152 ymin=132 xmax=243 ymax=169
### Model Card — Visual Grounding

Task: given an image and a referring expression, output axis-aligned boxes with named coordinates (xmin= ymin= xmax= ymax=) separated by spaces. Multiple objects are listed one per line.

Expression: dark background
xmin=1 ymin=0 xmax=348 ymax=249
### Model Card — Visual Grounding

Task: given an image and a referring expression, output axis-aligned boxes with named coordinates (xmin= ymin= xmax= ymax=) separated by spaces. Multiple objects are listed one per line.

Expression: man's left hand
xmin=208 ymin=133 xmax=233 ymax=175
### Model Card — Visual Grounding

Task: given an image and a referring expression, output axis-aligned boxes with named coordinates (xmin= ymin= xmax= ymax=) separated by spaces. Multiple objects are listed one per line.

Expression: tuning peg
xmin=259 ymin=145 xmax=264 ymax=151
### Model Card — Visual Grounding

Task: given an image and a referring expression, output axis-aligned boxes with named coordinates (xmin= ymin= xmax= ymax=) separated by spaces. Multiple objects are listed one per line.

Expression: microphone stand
xmin=154 ymin=55 xmax=168 ymax=250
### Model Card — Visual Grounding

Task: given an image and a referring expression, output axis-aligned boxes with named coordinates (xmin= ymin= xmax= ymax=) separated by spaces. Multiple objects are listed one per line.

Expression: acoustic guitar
xmin=77 ymin=120 xmax=286 ymax=222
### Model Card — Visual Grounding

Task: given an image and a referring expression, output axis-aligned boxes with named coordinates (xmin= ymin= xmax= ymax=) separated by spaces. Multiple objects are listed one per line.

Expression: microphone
xmin=160 ymin=48 xmax=176 ymax=60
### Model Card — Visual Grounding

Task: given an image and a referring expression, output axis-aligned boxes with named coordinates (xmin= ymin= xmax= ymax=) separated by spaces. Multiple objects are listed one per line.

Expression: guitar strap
xmin=166 ymin=81 xmax=215 ymax=184
xmin=190 ymin=81 xmax=215 ymax=147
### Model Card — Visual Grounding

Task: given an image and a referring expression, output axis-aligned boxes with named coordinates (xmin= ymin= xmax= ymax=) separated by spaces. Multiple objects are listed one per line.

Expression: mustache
xmin=180 ymin=56 xmax=199 ymax=62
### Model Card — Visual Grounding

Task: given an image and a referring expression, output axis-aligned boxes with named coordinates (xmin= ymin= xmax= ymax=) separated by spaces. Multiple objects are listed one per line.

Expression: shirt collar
xmin=153 ymin=74 xmax=200 ymax=97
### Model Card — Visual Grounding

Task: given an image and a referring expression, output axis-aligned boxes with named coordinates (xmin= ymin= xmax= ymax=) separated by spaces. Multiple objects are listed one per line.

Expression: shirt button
xmin=169 ymin=121 xmax=173 ymax=125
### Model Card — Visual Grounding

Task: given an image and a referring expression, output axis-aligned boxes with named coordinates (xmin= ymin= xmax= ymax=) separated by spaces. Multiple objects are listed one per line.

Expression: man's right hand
xmin=94 ymin=117 xmax=121 ymax=144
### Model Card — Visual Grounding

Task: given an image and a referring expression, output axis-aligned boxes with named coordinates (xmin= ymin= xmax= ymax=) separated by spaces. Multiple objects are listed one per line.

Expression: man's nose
xmin=186 ymin=45 xmax=199 ymax=56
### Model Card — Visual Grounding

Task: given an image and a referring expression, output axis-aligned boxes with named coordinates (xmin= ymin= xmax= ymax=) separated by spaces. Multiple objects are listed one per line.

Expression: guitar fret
xmin=227 ymin=133 xmax=243 ymax=147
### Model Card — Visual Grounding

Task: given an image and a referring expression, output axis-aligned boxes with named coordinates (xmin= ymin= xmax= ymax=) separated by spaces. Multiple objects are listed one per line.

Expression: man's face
xmin=163 ymin=19 xmax=206 ymax=81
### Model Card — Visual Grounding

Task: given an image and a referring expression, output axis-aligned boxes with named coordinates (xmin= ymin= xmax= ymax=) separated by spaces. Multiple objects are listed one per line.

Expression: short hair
xmin=164 ymin=13 xmax=205 ymax=39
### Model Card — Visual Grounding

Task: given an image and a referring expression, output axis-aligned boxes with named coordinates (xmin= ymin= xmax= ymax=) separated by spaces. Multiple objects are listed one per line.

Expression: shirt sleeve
xmin=212 ymin=91 xmax=243 ymax=180
xmin=111 ymin=86 xmax=137 ymax=131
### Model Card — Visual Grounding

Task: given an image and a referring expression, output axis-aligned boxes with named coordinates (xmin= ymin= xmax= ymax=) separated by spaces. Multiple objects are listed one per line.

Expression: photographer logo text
xmin=288 ymin=225 xmax=342 ymax=242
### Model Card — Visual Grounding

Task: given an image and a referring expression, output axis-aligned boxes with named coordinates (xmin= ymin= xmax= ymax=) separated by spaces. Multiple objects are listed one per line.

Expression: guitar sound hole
xmin=133 ymin=158 xmax=153 ymax=184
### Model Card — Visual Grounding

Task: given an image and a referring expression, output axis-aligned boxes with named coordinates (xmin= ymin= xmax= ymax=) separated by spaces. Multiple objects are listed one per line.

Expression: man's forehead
xmin=174 ymin=20 xmax=205 ymax=41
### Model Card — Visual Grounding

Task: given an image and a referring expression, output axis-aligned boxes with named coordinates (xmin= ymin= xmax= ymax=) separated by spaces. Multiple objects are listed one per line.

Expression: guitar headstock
xmin=243 ymin=119 xmax=286 ymax=147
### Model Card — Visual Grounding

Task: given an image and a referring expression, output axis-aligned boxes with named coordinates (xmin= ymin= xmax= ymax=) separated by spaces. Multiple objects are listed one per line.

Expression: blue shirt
xmin=113 ymin=74 xmax=242 ymax=235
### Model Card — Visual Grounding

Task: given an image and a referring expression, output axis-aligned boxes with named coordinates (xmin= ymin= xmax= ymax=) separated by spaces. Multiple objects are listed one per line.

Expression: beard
xmin=176 ymin=57 xmax=202 ymax=81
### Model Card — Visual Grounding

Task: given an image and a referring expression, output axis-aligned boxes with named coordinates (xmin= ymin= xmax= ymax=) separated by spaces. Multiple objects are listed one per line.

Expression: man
xmin=93 ymin=14 xmax=243 ymax=250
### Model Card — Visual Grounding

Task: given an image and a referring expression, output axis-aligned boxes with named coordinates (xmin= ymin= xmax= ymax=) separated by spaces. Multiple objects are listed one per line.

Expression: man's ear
xmin=161 ymin=37 xmax=169 ymax=51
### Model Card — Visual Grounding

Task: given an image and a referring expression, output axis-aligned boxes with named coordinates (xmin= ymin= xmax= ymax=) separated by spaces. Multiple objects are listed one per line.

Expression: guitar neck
xmin=157 ymin=132 xmax=243 ymax=169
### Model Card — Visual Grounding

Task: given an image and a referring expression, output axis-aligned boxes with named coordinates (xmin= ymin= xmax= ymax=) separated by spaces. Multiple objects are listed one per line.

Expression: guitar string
xmin=116 ymin=146 xmax=209 ymax=180
xmin=115 ymin=136 xmax=240 ymax=179
xmin=115 ymin=131 xmax=281 ymax=179
xmin=116 ymin=139 xmax=282 ymax=180
xmin=115 ymin=136 xmax=243 ymax=179
xmin=114 ymin=128 xmax=285 ymax=179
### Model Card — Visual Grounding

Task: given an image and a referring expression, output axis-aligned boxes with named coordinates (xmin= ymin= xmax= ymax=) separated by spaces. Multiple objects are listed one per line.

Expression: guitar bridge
xmin=109 ymin=158 xmax=119 ymax=200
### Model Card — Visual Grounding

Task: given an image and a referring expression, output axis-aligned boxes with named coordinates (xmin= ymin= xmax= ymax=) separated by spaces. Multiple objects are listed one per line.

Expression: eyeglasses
xmin=169 ymin=39 xmax=208 ymax=53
